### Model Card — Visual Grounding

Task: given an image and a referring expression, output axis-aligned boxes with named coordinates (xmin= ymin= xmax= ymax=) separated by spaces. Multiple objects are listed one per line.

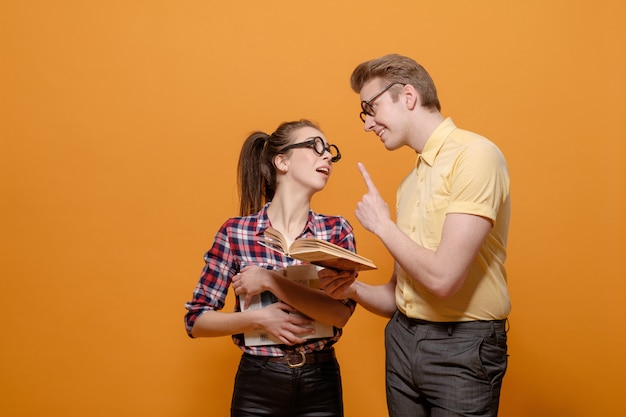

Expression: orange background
xmin=1 ymin=1 xmax=625 ymax=416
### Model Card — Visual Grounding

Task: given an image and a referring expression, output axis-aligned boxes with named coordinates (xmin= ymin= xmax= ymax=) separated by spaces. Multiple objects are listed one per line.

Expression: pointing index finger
xmin=357 ymin=162 xmax=379 ymax=194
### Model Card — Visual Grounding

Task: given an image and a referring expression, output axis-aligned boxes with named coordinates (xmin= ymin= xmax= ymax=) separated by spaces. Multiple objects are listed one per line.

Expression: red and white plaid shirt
xmin=184 ymin=203 xmax=357 ymax=356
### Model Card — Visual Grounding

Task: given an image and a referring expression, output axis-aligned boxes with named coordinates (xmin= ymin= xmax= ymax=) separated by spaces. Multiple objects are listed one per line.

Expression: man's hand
xmin=355 ymin=163 xmax=393 ymax=235
xmin=318 ymin=268 xmax=358 ymax=300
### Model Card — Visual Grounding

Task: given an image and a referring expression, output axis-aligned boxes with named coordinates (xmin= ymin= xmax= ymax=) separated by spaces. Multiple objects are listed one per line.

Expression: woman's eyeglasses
xmin=279 ymin=136 xmax=341 ymax=163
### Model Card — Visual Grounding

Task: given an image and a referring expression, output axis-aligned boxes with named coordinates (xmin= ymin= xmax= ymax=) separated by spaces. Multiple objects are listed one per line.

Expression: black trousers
xmin=231 ymin=353 xmax=343 ymax=417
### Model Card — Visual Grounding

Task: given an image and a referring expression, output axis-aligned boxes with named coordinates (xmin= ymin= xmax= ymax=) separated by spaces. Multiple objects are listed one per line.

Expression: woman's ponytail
xmin=236 ymin=119 xmax=320 ymax=216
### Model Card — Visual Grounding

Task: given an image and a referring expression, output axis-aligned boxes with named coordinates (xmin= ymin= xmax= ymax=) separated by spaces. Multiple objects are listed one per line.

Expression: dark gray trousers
xmin=385 ymin=310 xmax=508 ymax=417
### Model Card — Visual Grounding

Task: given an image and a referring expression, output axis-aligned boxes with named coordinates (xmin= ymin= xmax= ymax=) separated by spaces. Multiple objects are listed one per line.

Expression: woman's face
xmin=277 ymin=126 xmax=336 ymax=193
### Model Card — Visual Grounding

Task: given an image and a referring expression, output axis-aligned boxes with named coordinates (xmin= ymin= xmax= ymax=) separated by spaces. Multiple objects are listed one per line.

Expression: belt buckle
xmin=286 ymin=351 xmax=306 ymax=368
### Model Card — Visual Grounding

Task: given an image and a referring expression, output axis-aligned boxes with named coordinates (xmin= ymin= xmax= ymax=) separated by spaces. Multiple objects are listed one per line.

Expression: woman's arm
xmin=190 ymin=302 xmax=315 ymax=345
xmin=232 ymin=266 xmax=353 ymax=328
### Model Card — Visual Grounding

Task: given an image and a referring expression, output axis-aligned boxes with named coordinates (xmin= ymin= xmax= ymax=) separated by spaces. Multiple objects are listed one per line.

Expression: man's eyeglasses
xmin=279 ymin=136 xmax=341 ymax=163
xmin=359 ymin=82 xmax=405 ymax=122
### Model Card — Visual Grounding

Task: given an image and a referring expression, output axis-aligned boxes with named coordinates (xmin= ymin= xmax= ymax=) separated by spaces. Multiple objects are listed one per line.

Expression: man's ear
xmin=403 ymin=84 xmax=420 ymax=110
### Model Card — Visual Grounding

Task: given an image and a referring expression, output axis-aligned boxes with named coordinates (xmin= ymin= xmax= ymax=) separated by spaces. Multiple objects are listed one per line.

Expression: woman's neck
xmin=266 ymin=196 xmax=310 ymax=241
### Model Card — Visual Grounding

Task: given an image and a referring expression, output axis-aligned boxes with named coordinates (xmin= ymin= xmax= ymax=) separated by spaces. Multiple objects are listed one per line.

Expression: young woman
xmin=184 ymin=119 xmax=358 ymax=417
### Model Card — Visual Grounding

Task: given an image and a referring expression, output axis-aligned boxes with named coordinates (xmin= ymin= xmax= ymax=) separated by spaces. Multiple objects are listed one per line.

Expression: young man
xmin=319 ymin=54 xmax=511 ymax=417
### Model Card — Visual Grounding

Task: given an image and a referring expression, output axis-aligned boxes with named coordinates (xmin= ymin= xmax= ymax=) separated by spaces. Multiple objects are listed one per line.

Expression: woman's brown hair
xmin=237 ymin=119 xmax=321 ymax=216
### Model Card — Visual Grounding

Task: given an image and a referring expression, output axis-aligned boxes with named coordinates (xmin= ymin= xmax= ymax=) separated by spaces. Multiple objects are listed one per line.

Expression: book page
xmin=240 ymin=264 xmax=334 ymax=346
xmin=258 ymin=227 xmax=377 ymax=271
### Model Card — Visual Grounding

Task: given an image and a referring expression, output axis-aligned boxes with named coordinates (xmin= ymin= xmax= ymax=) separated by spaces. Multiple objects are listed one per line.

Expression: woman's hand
xmin=258 ymin=302 xmax=315 ymax=345
xmin=232 ymin=265 xmax=278 ymax=308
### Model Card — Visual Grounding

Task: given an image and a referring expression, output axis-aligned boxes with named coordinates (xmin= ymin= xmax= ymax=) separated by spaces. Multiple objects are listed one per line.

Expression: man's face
xmin=359 ymin=79 xmax=406 ymax=150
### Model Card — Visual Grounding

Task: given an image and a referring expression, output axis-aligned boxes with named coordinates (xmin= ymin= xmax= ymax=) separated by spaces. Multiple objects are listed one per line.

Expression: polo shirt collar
xmin=417 ymin=118 xmax=457 ymax=168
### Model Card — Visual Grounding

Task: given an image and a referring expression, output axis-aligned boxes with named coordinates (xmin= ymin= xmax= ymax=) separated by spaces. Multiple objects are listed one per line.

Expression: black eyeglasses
xmin=279 ymin=136 xmax=341 ymax=163
xmin=359 ymin=82 xmax=405 ymax=122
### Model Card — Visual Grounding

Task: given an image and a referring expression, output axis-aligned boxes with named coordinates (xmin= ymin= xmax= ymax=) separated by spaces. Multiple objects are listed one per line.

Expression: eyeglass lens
xmin=359 ymin=82 xmax=404 ymax=122
xmin=312 ymin=137 xmax=341 ymax=162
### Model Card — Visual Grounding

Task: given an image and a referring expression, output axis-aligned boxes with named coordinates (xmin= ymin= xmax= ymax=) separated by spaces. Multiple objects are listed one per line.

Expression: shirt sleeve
xmin=447 ymin=141 xmax=510 ymax=223
xmin=184 ymin=222 xmax=238 ymax=337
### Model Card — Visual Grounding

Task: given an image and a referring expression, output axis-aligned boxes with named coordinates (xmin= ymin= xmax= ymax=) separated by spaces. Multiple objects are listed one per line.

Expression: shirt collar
xmin=417 ymin=117 xmax=457 ymax=168
xmin=255 ymin=202 xmax=317 ymax=238
xmin=301 ymin=212 xmax=317 ymax=238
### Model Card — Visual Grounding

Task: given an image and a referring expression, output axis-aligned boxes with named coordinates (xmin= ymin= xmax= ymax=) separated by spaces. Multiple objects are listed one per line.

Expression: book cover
xmin=240 ymin=264 xmax=335 ymax=346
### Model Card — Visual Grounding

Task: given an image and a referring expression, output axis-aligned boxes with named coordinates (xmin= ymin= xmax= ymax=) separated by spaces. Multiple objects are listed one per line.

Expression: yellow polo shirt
xmin=396 ymin=118 xmax=511 ymax=321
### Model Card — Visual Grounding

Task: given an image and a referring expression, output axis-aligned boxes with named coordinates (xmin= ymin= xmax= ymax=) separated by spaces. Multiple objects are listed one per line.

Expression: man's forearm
xmin=352 ymin=279 xmax=397 ymax=318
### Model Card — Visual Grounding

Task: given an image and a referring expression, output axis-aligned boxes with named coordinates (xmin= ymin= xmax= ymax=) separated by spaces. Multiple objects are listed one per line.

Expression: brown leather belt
xmin=266 ymin=350 xmax=336 ymax=368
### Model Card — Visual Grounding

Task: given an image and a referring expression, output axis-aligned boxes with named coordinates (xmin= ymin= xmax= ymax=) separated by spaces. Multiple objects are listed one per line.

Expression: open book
xmin=258 ymin=227 xmax=377 ymax=271
xmin=240 ymin=265 xmax=334 ymax=346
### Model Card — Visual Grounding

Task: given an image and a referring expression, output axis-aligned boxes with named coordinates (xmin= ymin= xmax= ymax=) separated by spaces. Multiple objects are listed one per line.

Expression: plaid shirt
xmin=184 ymin=203 xmax=358 ymax=356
